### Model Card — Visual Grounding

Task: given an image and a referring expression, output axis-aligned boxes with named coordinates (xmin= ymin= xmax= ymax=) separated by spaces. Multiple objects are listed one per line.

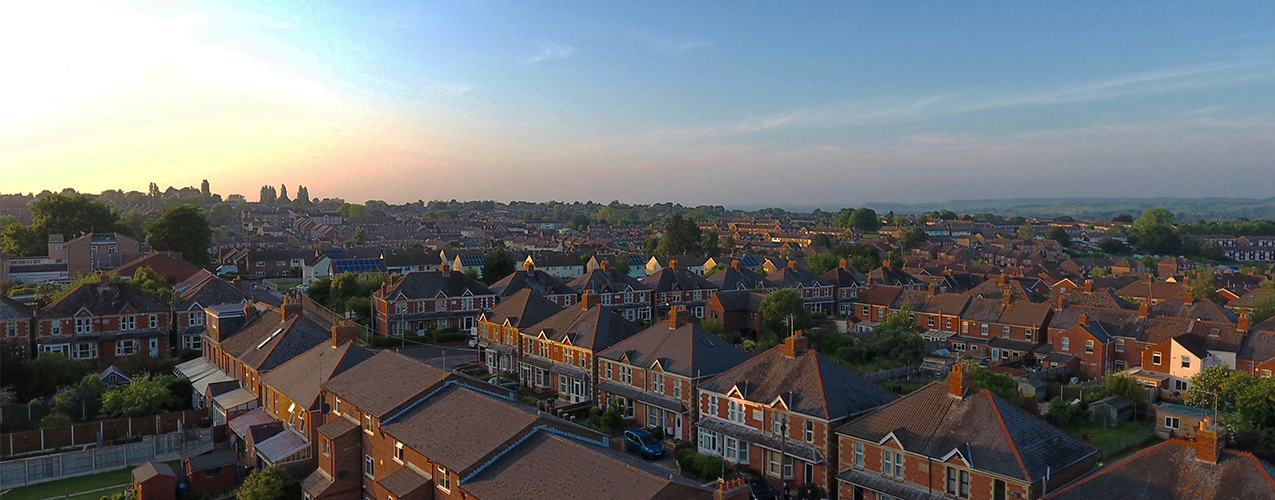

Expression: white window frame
xmin=1164 ymin=416 xmax=1180 ymax=429
xmin=393 ymin=441 xmax=404 ymax=463
xmin=436 ymin=465 xmax=451 ymax=493
xmin=75 ymin=318 xmax=92 ymax=334
xmin=73 ymin=342 xmax=97 ymax=360
xmin=854 ymin=442 xmax=864 ymax=467
xmin=121 ymin=316 xmax=136 ymax=331
xmin=115 ymin=339 xmax=138 ymax=357
xmin=363 ymin=454 xmax=374 ymax=478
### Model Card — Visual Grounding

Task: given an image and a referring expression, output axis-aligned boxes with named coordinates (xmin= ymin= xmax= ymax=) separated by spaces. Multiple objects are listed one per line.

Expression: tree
xmin=1249 ymin=281 xmax=1275 ymax=324
xmin=1184 ymin=365 xmax=1247 ymax=410
xmin=207 ymin=203 xmax=237 ymax=227
xmin=759 ymin=289 xmax=809 ymax=346
xmin=900 ymin=227 xmax=928 ymax=250
xmin=938 ymin=210 xmax=957 ymax=221
xmin=237 ymin=465 xmax=295 ymax=500
xmin=805 ymin=252 xmax=842 ymax=276
xmin=1046 ymin=227 xmax=1072 ymax=247
xmin=259 ymin=185 xmax=276 ymax=204
xmin=2 ymin=194 xmax=127 ymax=256
xmin=482 ymin=246 xmax=516 ymax=285
xmin=656 ymin=214 xmax=701 ymax=256
xmin=200 ymin=179 xmax=210 ymax=197
xmin=102 ymin=374 xmax=176 ymax=417
xmin=144 ymin=204 xmax=213 ymax=265
xmin=1046 ymin=398 xmax=1086 ymax=427
xmin=1142 ymin=255 xmax=1159 ymax=277
xmin=131 ymin=267 xmax=173 ymax=303
xmin=23 ymin=352 xmax=95 ymax=401
xmin=51 ymin=374 xmax=103 ymax=419
xmin=642 ymin=236 xmax=660 ymax=254
xmin=1112 ymin=214 xmax=1134 ymax=223
xmin=1189 ymin=269 xmax=1221 ymax=302
xmin=0 ymin=337 xmax=29 ymax=394
xmin=1097 ymin=374 xmax=1148 ymax=404
xmin=972 ymin=366 xmax=1018 ymax=401
xmin=699 ymin=316 xmax=724 ymax=337
xmin=345 ymin=228 xmax=367 ymax=247
xmin=1017 ymin=223 xmax=1035 ymax=241
xmin=464 ymin=268 xmax=479 ymax=280
xmin=1135 ymin=208 xmax=1176 ymax=228
xmin=1097 ymin=238 xmax=1131 ymax=255
xmin=702 ymin=229 xmax=721 ymax=258
xmin=296 ymin=185 xmax=310 ymax=205
xmin=278 ymin=185 xmax=290 ymax=205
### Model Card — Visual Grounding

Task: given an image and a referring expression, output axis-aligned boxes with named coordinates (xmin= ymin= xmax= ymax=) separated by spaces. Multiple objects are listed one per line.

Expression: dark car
xmin=748 ymin=478 xmax=777 ymax=500
xmin=623 ymin=428 xmax=664 ymax=459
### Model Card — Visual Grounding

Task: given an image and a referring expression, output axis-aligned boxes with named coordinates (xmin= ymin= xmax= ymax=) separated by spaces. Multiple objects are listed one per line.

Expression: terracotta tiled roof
xmin=700 ymin=345 xmax=895 ymax=420
xmin=1044 ymin=440 xmax=1275 ymax=500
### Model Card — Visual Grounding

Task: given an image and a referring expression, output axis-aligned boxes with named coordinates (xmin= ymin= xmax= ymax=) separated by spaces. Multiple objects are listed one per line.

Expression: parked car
xmin=623 ymin=428 xmax=664 ymax=459
xmin=748 ymin=478 xmax=777 ymax=500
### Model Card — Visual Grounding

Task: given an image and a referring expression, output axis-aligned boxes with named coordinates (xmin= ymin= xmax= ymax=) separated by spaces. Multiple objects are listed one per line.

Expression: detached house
xmin=372 ymin=267 xmax=497 ymax=334
xmin=36 ymin=275 xmax=170 ymax=362
xmin=566 ymin=261 xmax=652 ymax=322
xmin=640 ymin=259 xmax=718 ymax=319
xmin=173 ymin=274 xmax=247 ymax=352
xmin=517 ymin=292 xmax=643 ymax=404
xmin=697 ymin=332 xmax=897 ymax=493
xmin=836 ymin=364 xmax=1097 ymax=500
xmin=596 ymin=308 xmax=752 ymax=442
xmin=476 ymin=289 xmax=563 ymax=374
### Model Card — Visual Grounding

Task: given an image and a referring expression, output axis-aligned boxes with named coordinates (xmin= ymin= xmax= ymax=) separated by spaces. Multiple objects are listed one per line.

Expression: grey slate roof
xmin=0 ymin=295 xmax=33 ymax=321
xmin=488 ymin=269 xmax=575 ymax=298
xmin=526 ymin=304 xmax=643 ymax=352
xmin=381 ymin=270 xmax=494 ymax=300
xmin=40 ymin=282 xmax=168 ymax=318
xmin=567 ymin=268 xmax=650 ymax=294
xmin=480 ymin=289 xmax=563 ymax=329
xmin=705 ymin=267 xmax=773 ymax=291
xmin=640 ymin=267 xmax=717 ymax=294
xmin=700 ymin=345 xmax=896 ymax=420
xmin=1044 ymin=441 xmax=1275 ymax=500
xmin=218 ymin=314 xmax=332 ymax=373
xmin=260 ymin=341 xmax=373 ymax=410
xmin=597 ymin=319 xmax=752 ymax=379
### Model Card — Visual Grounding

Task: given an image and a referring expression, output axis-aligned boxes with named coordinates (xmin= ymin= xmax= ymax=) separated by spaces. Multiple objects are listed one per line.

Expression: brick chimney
xmin=1001 ymin=289 xmax=1012 ymax=306
xmin=730 ymin=260 xmax=740 ymax=271
xmin=281 ymin=295 xmax=302 ymax=322
xmin=441 ymin=263 xmax=450 ymax=275
xmin=668 ymin=259 xmax=678 ymax=270
xmin=331 ymin=319 xmax=358 ymax=347
xmin=883 ymin=259 xmax=892 ymax=269
xmin=1077 ymin=312 xmax=1089 ymax=326
xmin=998 ymin=273 xmax=1007 ymax=285
xmin=243 ymin=300 xmax=257 ymax=323
xmin=839 ymin=258 xmax=848 ymax=270
xmin=1057 ymin=294 xmax=1065 ymax=310
xmin=1239 ymin=313 xmax=1250 ymax=333
xmin=524 ymin=261 xmax=534 ymax=273
xmin=928 ymin=283 xmax=937 ymax=296
xmin=713 ymin=477 xmax=750 ymax=500
xmin=580 ymin=290 xmax=596 ymax=310
xmin=1183 ymin=289 xmax=1194 ymax=305
xmin=231 ymin=277 xmax=242 ymax=289
xmin=600 ymin=259 xmax=609 ymax=271
xmin=949 ymin=363 xmax=974 ymax=398
xmin=1084 ymin=279 xmax=1093 ymax=293
xmin=668 ymin=305 xmax=690 ymax=329
xmin=98 ymin=272 xmax=110 ymax=289
xmin=787 ymin=260 xmax=797 ymax=270
xmin=1195 ymin=417 xmax=1225 ymax=464
xmin=783 ymin=330 xmax=809 ymax=358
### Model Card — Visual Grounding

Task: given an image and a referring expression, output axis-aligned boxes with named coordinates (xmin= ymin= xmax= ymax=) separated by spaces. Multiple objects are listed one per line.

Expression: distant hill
xmin=738 ymin=197 xmax=1275 ymax=221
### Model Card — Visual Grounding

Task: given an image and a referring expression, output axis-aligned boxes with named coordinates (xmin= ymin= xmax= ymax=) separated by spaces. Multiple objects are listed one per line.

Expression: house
xmin=476 ymin=289 xmax=563 ymax=374
xmin=487 ymin=261 xmax=578 ymax=307
xmin=382 ymin=249 xmax=443 ymax=275
xmin=1044 ymin=422 xmax=1275 ymax=500
xmin=765 ymin=261 xmax=836 ymax=314
xmin=48 ymin=232 xmax=141 ymax=276
xmin=173 ymin=274 xmax=248 ymax=352
xmin=706 ymin=290 xmax=765 ymax=339
xmin=525 ymin=252 xmax=587 ymax=279
xmin=836 ymin=364 xmax=1097 ymax=500
xmin=0 ymin=295 xmax=34 ymax=356
xmin=372 ymin=267 xmax=497 ymax=334
xmin=866 ymin=261 xmax=925 ymax=290
xmin=36 ymin=275 xmax=170 ymax=362
xmin=645 ymin=255 xmax=708 ymax=276
xmin=98 ymin=365 xmax=133 ymax=387
xmin=1116 ymin=278 xmax=1185 ymax=305
xmin=114 ymin=251 xmax=203 ymax=285
xmin=640 ymin=259 xmax=718 ymax=319
xmin=1047 ymin=306 xmax=1149 ymax=375
xmin=132 ymin=461 xmax=176 ymax=500
xmin=705 ymin=260 xmax=775 ymax=293
xmin=517 ymin=292 xmax=643 ymax=404
xmin=696 ymin=332 xmax=896 ymax=492
xmin=184 ymin=451 xmax=237 ymax=495
xmin=1155 ymin=402 xmax=1215 ymax=440
xmin=1138 ymin=315 xmax=1249 ymax=393
xmin=820 ymin=259 xmax=868 ymax=317
xmin=566 ymin=261 xmax=653 ymax=322
xmin=596 ymin=307 xmax=753 ymax=442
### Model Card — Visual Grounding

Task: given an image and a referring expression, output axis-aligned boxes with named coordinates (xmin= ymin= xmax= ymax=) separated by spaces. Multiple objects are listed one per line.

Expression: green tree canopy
xmin=102 ymin=374 xmax=177 ymax=417
xmin=482 ymin=245 xmax=516 ymax=285
xmin=1016 ymin=223 xmax=1035 ymax=241
xmin=144 ymin=204 xmax=213 ymax=265
xmin=23 ymin=352 xmax=96 ymax=400
xmin=131 ymin=267 xmax=173 ymax=303
xmin=759 ymin=289 xmax=809 ymax=346
xmin=656 ymin=214 xmax=702 ymax=256
xmin=702 ymin=229 xmax=721 ymax=258
xmin=1046 ymin=227 xmax=1072 ymax=247
xmin=2 ymin=194 xmax=129 ymax=256
xmin=1097 ymin=238 xmax=1131 ymax=255
xmin=1189 ymin=269 xmax=1221 ymax=302
xmin=237 ymin=465 xmax=296 ymax=500
xmin=900 ymin=227 xmax=928 ymax=250
xmin=207 ymin=203 xmax=237 ymax=227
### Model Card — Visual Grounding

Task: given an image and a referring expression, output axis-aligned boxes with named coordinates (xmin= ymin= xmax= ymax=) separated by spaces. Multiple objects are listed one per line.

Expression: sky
xmin=2 ymin=1 xmax=1275 ymax=207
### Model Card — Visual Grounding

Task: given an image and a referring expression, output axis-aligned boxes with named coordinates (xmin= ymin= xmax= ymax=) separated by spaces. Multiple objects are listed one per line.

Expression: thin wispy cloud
xmin=651 ymin=38 xmax=711 ymax=53
xmin=525 ymin=42 xmax=572 ymax=65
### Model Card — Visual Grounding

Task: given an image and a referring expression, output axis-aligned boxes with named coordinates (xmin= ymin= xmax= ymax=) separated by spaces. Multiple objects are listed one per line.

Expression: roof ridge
xmin=810 ymin=350 xmax=829 ymax=419
xmin=986 ymin=390 xmax=1031 ymax=482
xmin=1240 ymin=451 xmax=1275 ymax=492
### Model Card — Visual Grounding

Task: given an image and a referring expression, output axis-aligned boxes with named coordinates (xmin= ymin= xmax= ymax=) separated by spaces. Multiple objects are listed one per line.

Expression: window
xmin=363 ymin=454 xmax=374 ymax=478
xmin=1181 ymin=356 xmax=1191 ymax=369
xmin=1164 ymin=416 xmax=1180 ymax=429
xmin=804 ymin=420 xmax=814 ymax=443
xmin=393 ymin=441 xmax=404 ymax=462
xmin=1061 ymin=337 xmax=1070 ymax=352
xmin=699 ymin=428 xmax=720 ymax=455
xmin=121 ymin=316 xmax=136 ymax=331
xmin=708 ymin=395 xmax=719 ymax=417
xmin=75 ymin=318 xmax=92 ymax=334
xmin=773 ymin=413 xmax=788 ymax=436
xmin=854 ymin=442 xmax=864 ymax=467
xmin=190 ymin=311 xmax=204 ymax=326
xmin=183 ymin=335 xmax=202 ymax=351
xmin=960 ymin=470 xmax=970 ymax=498
xmin=538 ymin=341 xmax=549 ymax=357
xmin=1115 ymin=339 xmax=1125 ymax=352
xmin=321 ymin=439 xmax=330 ymax=456
xmin=962 ymin=321 xmax=969 ymax=334
xmin=51 ymin=321 xmax=62 ymax=336
xmin=363 ymin=413 xmax=374 ymax=434
xmin=436 ymin=465 xmax=451 ymax=492
xmin=652 ymin=373 xmax=664 ymax=393
xmin=73 ymin=342 xmax=97 ymax=359
xmin=1025 ymin=328 xmax=1033 ymax=341
xmin=605 ymin=362 xmax=612 ymax=379
xmin=882 ymin=450 xmax=903 ymax=478
xmin=1174 ymin=379 xmax=1188 ymax=391
xmin=728 ymin=401 xmax=745 ymax=423
xmin=333 ymin=397 xmax=341 ymax=415
xmin=148 ymin=315 xmax=158 ymax=329
xmin=1152 ymin=352 xmax=1162 ymax=365
xmin=724 ymin=436 xmax=748 ymax=463
xmin=115 ymin=339 xmax=138 ymax=356
xmin=1263 ymin=370 xmax=1272 ymax=378
xmin=620 ymin=365 xmax=632 ymax=385
xmin=981 ymin=324 xmax=988 ymax=336
xmin=1002 ymin=326 xmax=1010 ymax=336
xmin=4 ymin=323 xmax=14 ymax=337
xmin=675 ymin=381 xmax=682 ymax=399
xmin=1085 ymin=340 xmax=1094 ymax=354
xmin=927 ymin=316 xmax=935 ymax=327
xmin=946 ymin=467 xmax=957 ymax=494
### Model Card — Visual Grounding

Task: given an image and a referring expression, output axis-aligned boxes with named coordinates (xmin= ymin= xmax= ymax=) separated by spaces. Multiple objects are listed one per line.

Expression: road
xmin=387 ymin=343 xmax=482 ymax=370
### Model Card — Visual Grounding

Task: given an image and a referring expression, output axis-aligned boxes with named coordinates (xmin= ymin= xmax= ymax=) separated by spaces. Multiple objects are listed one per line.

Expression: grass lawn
xmin=1061 ymin=420 xmax=1157 ymax=462
xmin=2 ymin=461 xmax=180 ymax=500
xmin=274 ymin=281 xmax=302 ymax=291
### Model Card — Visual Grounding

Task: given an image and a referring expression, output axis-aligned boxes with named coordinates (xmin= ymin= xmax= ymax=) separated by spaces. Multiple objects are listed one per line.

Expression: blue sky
xmin=3 ymin=1 xmax=1274 ymax=206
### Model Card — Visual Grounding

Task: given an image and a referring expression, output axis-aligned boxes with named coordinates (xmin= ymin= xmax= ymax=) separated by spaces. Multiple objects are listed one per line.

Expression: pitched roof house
xmin=476 ymin=289 xmax=563 ymax=374
xmin=566 ymin=262 xmax=653 ymax=322
xmin=36 ymin=275 xmax=170 ymax=363
xmin=372 ymin=268 xmax=496 ymax=334
xmin=517 ymin=293 xmax=643 ymax=404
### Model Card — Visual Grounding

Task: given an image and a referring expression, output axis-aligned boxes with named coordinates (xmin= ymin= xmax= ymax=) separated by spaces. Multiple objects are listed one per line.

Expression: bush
xmin=1047 ymin=398 xmax=1087 ymax=427
xmin=434 ymin=331 xmax=470 ymax=343
xmin=649 ymin=426 xmax=664 ymax=440
xmin=675 ymin=449 xmax=728 ymax=480
xmin=599 ymin=400 xmax=625 ymax=431
xmin=811 ymin=311 xmax=825 ymax=320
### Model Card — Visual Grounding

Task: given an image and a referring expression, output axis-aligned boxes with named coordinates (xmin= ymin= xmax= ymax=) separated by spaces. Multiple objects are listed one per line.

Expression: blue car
xmin=624 ymin=429 xmax=664 ymax=459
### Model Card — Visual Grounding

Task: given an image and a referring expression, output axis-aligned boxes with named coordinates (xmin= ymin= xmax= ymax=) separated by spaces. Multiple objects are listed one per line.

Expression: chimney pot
xmin=1084 ymin=279 xmax=1093 ymax=293
xmin=730 ymin=260 xmax=740 ymax=270
xmin=600 ymin=260 xmax=609 ymax=271
xmin=787 ymin=260 xmax=797 ymax=270
xmin=1195 ymin=417 xmax=1225 ymax=464
xmin=580 ymin=290 xmax=596 ymax=310
xmin=949 ymin=363 xmax=974 ymax=398
xmin=1138 ymin=303 xmax=1149 ymax=318
xmin=1077 ymin=312 xmax=1088 ymax=325
xmin=1184 ymin=289 xmax=1194 ymax=305
xmin=1239 ymin=313 xmax=1250 ymax=333
xmin=524 ymin=261 xmax=534 ymax=273
xmin=784 ymin=330 xmax=809 ymax=357
xmin=839 ymin=258 xmax=848 ymax=270
xmin=668 ymin=259 xmax=678 ymax=270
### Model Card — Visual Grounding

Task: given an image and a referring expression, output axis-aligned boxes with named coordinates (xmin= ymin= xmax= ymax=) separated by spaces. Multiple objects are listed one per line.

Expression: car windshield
xmin=636 ymin=434 xmax=658 ymax=446
xmin=751 ymin=481 xmax=773 ymax=493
